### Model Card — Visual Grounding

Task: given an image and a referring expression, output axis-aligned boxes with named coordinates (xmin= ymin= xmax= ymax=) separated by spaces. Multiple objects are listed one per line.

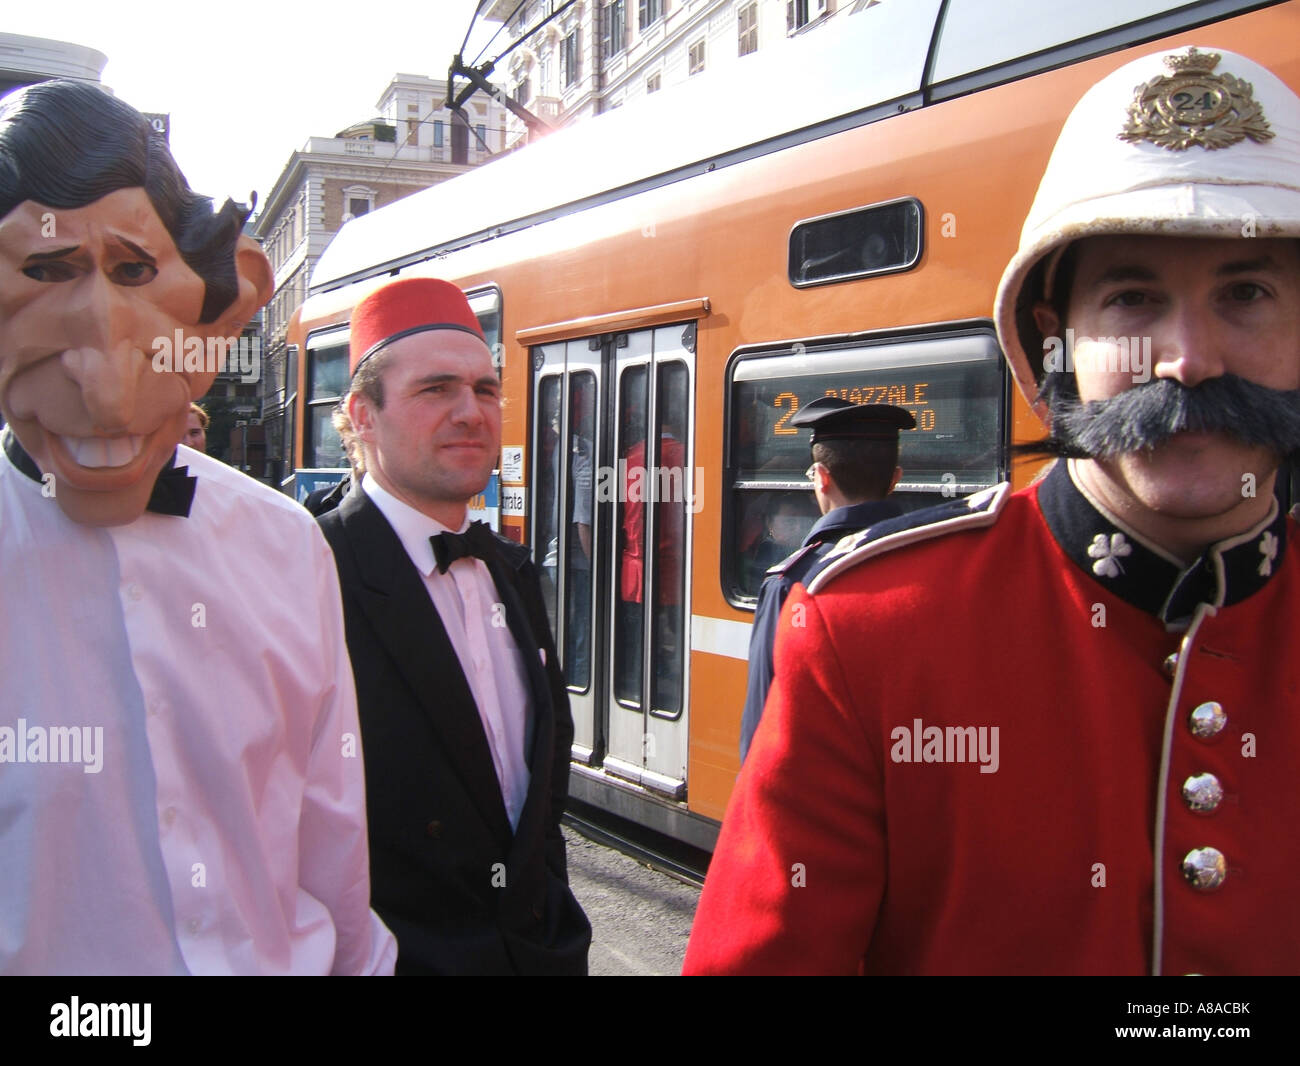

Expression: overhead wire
xmin=472 ymin=1 xmax=528 ymax=66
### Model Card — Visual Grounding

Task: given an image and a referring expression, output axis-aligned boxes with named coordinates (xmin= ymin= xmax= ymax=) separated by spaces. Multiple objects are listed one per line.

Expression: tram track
xmin=564 ymin=803 xmax=708 ymax=889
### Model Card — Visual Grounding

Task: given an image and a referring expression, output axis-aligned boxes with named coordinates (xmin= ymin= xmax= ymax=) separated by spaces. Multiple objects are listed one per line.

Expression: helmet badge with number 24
xmin=1120 ymin=47 xmax=1273 ymax=151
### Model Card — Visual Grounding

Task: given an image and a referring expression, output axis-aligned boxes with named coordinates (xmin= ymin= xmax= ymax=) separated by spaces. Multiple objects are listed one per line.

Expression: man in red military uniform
xmin=684 ymin=46 xmax=1300 ymax=975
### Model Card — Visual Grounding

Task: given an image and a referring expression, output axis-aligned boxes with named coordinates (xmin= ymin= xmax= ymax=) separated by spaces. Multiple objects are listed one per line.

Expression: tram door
xmin=531 ymin=323 xmax=694 ymax=799
xmin=532 ymin=339 xmax=602 ymax=762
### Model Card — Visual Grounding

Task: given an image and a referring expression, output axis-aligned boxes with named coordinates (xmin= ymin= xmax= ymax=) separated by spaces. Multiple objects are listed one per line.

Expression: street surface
xmin=563 ymin=826 xmax=701 ymax=976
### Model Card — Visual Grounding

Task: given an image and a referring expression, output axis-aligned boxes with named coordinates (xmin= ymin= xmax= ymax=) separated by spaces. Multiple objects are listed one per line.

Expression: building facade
xmin=254 ymin=74 xmax=505 ymax=485
xmin=482 ymin=0 xmax=841 ymax=147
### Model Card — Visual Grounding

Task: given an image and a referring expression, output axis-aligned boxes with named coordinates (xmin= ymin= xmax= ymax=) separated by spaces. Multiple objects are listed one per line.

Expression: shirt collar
xmin=1037 ymin=458 xmax=1286 ymax=629
xmin=361 ymin=472 xmax=467 ymax=577
xmin=805 ymin=498 xmax=902 ymax=546
xmin=1 ymin=425 xmax=196 ymax=518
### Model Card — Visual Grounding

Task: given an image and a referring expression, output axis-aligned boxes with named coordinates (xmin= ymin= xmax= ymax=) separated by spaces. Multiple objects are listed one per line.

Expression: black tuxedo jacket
xmin=319 ymin=487 xmax=591 ymax=974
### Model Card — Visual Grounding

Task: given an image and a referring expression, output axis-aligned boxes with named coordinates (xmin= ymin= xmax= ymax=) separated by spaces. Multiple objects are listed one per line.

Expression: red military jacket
xmin=684 ymin=461 xmax=1300 ymax=975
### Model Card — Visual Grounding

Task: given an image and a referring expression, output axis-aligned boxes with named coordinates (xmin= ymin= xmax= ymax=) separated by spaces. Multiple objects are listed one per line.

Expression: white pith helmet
xmin=993 ymin=46 xmax=1300 ymax=422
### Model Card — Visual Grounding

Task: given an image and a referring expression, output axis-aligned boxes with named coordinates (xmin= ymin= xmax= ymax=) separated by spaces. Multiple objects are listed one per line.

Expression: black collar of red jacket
xmin=1037 ymin=459 xmax=1286 ymax=629
xmin=1 ymin=425 xmax=196 ymax=518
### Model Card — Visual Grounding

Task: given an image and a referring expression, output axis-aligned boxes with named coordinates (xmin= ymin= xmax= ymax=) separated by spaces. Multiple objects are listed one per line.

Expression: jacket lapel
xmin=480 ymin=550 xmax=553 ymax=769
xmin=337 ymin=488 xmax=513 ymax=845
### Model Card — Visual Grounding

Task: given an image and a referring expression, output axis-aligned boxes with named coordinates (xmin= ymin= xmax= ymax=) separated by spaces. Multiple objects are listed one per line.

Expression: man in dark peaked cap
xmin=739 ymin=397 xmax=914 ymax=761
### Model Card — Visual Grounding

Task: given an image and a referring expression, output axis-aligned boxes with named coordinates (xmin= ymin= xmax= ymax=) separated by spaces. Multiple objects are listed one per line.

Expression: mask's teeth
xmin=61 ymin=434 xmax=144 ymax=468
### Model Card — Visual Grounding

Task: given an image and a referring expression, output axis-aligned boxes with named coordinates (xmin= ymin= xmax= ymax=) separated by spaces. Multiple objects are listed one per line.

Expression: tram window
xmin=565 ymin=373 xmax=596 ymax=691
xmin=930 ymin=0 xmax=1223 ymax=87
xmin=725 ymin=330 xmax=1005 ymax=602
xmin=789 ymin=198 xmax=921 ymax=288
xmin=649 ymin=361 xmax=689 ymax=716
xmin=304 ymin=338 xmax=348 ymax=468
xmin=535 ymin=375 xmax=563 ymax=638
xmin=468 ymin=288 xmax=503 ymax=370
xmin=614 ymin=365 xmax=648 ymax=708
xmin=283 ymin=344 xmax=298 ymax=481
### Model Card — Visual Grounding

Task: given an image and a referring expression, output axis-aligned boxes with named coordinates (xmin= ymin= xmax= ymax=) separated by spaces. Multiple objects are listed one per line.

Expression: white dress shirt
xmin=0 ymin=443 xmax=397 ymax=975
xmin=362 ymin=474 xmax=533 ymax=828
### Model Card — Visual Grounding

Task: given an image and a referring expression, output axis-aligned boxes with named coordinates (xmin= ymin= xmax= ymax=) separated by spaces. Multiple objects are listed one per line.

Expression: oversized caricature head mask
xmin=0 ymin=80 xmax=272 ymax=525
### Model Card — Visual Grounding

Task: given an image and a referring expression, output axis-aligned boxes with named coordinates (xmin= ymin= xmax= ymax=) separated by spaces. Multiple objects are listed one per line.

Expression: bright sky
xmin=7 ymin=0 xmax=501 ymax=213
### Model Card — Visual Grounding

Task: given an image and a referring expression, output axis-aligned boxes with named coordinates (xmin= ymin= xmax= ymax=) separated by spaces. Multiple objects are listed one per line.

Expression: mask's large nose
xmin=58 ymin=273 xmax=148 ymax=432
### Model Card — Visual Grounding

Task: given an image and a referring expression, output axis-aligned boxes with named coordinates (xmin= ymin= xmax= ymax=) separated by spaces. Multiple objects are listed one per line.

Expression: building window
xmin=476 ymin=123 xmax=487 ymax=152
xmin=638 ymin=0 xmax=661 ymax=30
xmin=688 ymin=39 xmax=706 ymax=76
xmin=739 ymin=2 xmax=758 ymax=56
xmin=341 ymin=185 xmax=375 ymax=222
xmin=604 ymin=1 xmax=625 ymax=58
xmin=788 ymin=0 xmax=828 ymax=32
xmin=407 ymin=103 xmax=419 ymax=113
xmin=646 ymin=72 xmax=661 ymax=94
xmin=434 ymin=120 xmax=445 ymax=147
xmin=540 ymin=53 xmax=551 ymax=94
xmin=514 ymin=77 xmax=532 ymax=104
xmin=406 ymin=119 xmax=418 ymax=143
xmin=561 ymin=30 xmax=581 ymax=87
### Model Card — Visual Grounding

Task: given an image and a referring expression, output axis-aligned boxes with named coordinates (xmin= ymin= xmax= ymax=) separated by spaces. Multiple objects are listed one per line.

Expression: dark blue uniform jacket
xmin=739 ymin=498 xmax=901 ymax=761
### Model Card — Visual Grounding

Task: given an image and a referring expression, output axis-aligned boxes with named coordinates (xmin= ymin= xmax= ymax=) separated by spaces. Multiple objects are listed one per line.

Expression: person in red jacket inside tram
xmin=685 ymin=46 xmax=1300 ymax=975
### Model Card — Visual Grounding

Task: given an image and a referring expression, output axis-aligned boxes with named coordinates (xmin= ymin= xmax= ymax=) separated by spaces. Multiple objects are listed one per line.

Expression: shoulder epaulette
xmin=806 ymin=483 xmax=1011 ymax=594
xmin=765 ymin=541 xmax=820 ymax=578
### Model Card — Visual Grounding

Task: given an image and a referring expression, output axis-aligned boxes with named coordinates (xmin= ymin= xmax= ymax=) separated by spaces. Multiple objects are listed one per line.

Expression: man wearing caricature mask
xmin=0 ymin=80 xmax=394 ymax=975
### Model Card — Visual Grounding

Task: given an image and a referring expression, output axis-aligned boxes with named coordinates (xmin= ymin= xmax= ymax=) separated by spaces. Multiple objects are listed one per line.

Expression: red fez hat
xmin=349 ymin=277 xmax=487 ymax=375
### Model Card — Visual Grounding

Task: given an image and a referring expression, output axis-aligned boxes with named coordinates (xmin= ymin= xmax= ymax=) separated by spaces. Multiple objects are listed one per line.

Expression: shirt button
xmin=1181 ymin=773 xmax=1224 ymax=813
xmin=1181 ymin=847 xmax=1227 ymax=891
xmin=162 ymin=807 xmax=176 ymax=828
xmin=127 ymin=583 xmax=144 ymax=602
xmin=1188 ymin=702 xmax=1227 ymax=739
xmin=187 ymin=919 xmax=201 ymax=935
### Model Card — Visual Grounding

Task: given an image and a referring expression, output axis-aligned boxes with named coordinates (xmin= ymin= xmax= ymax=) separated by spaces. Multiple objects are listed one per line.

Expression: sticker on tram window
xmin=502 ymin=486 xmax=527 ymax=517
xmin=501 ymin=446 xmax=525 ymax=484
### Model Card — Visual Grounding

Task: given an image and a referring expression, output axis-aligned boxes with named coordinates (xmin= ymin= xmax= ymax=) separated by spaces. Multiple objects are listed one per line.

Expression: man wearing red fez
xmin=318 ymin=276 xmax=591 ymax=974
xmin=0 ymin=81 xmax=395 ymax=974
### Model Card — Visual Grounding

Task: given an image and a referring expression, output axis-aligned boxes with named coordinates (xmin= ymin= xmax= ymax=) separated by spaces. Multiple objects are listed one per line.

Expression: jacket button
xmin=1181 ymin=773 xmax=1224 ymax=813
xmin=1181 ymin=847 xmax=1226 ymax=891
xmin=425 ymin=820 xmax=442 ymax=838
xmin=531 ymin=904 xmax=544 ymax=921
xmin=1188 ymin=701 xmax=1226 ymax=739
xmin=1162 ymin=651 xmax=1178 ymax=677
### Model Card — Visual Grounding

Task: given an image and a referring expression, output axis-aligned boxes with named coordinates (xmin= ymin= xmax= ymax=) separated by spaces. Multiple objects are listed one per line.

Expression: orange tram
xmin=287 ymin=0 xmax=1300 ymax=850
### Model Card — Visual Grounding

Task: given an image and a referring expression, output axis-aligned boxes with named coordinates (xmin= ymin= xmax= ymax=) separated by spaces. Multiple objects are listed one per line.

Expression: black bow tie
xmin=430 ymin=520 xmax=498 ymax=574
xmin=2 ymin=426 xmax=197 ymax=518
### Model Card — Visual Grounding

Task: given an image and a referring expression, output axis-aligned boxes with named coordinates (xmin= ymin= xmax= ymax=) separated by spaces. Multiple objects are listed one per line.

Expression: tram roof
xmin=310 ymin=0 xmax=943 ymax=292
xmin=310 ymin=0 xmax=1255 ymax=292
